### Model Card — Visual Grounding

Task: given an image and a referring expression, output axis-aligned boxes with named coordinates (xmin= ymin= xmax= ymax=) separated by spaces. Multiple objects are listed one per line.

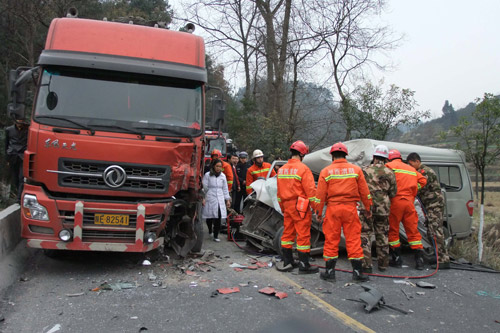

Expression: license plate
xmin=94 ymin=214 xmax=129 ymax=226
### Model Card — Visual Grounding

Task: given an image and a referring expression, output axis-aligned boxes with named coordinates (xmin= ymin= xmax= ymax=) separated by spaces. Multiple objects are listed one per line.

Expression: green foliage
xmin=350 ymin=81 xmax=430 ymax=140
xmin=449 ymin=93 xmax=500 ymax=204
xmin=442 ymin=100 xmax=455 ymax=116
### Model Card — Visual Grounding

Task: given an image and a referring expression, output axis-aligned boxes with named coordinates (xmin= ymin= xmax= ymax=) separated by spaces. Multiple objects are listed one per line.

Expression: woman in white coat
xmin=202 ymin=159 xmax=231 ymax=242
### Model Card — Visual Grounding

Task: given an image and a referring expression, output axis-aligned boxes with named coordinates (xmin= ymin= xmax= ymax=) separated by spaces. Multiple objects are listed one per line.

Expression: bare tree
xmin=305 ymin=0 xmax=400 ymax=140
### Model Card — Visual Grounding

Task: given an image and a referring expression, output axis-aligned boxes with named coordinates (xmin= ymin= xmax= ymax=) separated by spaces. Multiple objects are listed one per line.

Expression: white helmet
xmin=252 ymin=149 xmax=264 ymax=159
xmin=373 ymin=145 xmax=389 ymax=159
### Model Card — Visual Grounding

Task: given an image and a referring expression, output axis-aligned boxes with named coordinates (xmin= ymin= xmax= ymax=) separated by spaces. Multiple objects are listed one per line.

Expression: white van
xmin=304 ymin=139 xmax=474 ymax=240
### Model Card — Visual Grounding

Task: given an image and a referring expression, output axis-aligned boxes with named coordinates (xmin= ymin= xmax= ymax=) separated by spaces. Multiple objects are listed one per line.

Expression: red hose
xmin=231 ymin=228 xmax=440 ymax=279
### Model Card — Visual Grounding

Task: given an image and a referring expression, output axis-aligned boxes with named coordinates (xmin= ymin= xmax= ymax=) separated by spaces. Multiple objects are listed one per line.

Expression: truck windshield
xmin=205 ymin=137 xmax=227 ymax=156
xmin=34 ymin=66 xmax=203 ymax=137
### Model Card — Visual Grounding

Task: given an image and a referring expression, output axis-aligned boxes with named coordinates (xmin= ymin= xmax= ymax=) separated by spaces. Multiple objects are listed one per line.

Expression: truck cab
xmin=8 ymin=17 xmax=212 ymax=255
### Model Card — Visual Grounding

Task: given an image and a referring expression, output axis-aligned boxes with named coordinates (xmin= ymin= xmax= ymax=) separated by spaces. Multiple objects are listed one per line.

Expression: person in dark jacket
xmin=228 ymin=153 xmax=241 ymax=211
xmin=5 ymin=120 xmax=29 ymax=202
xmin=234 ymin=151 xmax=250 ymax=212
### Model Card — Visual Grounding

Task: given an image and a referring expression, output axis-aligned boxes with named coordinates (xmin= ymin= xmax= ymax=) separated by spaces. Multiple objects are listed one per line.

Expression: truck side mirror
xmin=211 ymin=99 xmax=226 ymax=132
xmin=7 ymin=67 xmax=37 ymax=120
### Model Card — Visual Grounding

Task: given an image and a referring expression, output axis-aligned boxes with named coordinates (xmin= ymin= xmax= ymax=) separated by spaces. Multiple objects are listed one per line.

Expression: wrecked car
xmin=240 ymin=139 xmax=474 ymax=258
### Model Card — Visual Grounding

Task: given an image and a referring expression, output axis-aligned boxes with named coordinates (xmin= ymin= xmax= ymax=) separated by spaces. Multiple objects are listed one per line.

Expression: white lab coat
xmin=202 ymin=171 xmax=230 ymax=219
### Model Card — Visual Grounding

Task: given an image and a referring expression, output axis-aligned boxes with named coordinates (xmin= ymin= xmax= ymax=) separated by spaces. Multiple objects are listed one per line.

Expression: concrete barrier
xmin=0 ymin=204 xmax=33 ymax=292
xmin=0 ymin=204 xmax=21 ymax=260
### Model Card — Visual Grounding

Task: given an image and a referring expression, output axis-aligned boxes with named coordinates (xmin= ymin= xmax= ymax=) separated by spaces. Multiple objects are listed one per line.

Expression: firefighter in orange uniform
xmin=315 ymin=143 xmax=372 ymax=282
xmin=276 ymin=141 xmax=318 ymax=274
xmin=245 ymin=149 xmax=276 ymax=194
xmin=211 ymin=149 xmax=234 ymax=192
xmin=386 ymin=149 xmax=427 ymax=270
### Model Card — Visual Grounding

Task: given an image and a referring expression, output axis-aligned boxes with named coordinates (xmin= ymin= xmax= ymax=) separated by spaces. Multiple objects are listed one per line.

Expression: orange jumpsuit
xmin=385 ymin=159 xmax=427 ymax=250
xmin=315 ymin=159 xmax=372 ymax=261
xmin=246 ymin=162 xmax=276 ymax=194
xmin=277 ymin=159 xmax=317 ymax=253
xmin=221 ymin=160 xmax=234 ymax=191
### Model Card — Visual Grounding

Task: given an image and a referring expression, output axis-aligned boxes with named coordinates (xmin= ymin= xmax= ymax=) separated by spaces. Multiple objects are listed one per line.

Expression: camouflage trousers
xmin=360 ymin=214 xmax=389 ymax=269
xmin=425 ymin=203 xmax=450 ymax=264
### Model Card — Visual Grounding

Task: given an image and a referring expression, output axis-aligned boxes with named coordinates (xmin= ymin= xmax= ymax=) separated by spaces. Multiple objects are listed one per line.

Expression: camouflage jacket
xmin=361 ymin=160 xmax=397 ymax=216
xmin=417 ymin=164 xmax=444 ymax=206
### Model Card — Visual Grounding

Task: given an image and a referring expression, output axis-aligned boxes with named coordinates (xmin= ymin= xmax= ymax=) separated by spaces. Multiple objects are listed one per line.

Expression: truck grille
xmin=55 ymin=158 xmax=170 ymax=193
xmin=59 ymin=210 xmax=165 ymax=243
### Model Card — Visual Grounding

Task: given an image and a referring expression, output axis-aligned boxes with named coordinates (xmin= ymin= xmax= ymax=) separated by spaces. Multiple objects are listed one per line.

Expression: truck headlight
xmin=22 ymin=194 xmax=49 ymax=221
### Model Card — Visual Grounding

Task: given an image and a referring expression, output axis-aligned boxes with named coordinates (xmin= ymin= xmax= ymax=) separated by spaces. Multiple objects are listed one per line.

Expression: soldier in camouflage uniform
xmin=360 ymin=145 xmax=397 ymax=272
xmin=407 ymin=152 xmax=451 ymax=269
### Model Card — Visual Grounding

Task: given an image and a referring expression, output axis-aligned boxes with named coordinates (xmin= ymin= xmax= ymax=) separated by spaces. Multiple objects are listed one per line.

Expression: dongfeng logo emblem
xmin=103 ymin=165 xmax=127 ymax=188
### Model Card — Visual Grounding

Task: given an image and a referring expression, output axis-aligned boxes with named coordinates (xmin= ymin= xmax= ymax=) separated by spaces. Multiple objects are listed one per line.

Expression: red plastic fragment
xmin=246 ymin=265 xmax=258 ymax=270
xmin=275 ymin=292 xmax=288 ymax=299
xmin=234 ymin=268 xmax=243 ymax=272
xmin=258 ymin=287 xmax=276 ymax=295
xmin=256 ymin=261 xmax=268 ymax=268
xmin=217 ymin=287 xmax=240 ymax=294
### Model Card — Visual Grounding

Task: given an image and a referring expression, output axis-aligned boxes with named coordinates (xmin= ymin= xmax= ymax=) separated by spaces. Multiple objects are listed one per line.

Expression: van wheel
xmin=273 ymin=226 xmax=284 ymax=257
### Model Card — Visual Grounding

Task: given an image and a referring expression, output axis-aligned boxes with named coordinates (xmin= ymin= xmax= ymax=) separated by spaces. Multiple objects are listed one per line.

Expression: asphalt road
xmin=1 ymin=228 xmax=499 ymax=333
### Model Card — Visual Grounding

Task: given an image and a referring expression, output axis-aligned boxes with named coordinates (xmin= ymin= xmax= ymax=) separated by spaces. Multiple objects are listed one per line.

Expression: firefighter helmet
xmin=330 ymin=142 xmax=348 ymax=155
xmin=211 ymin=149 xmax=222 ymax=157
xmin=373 ymin=145 xmax=389 ymax=159
xmin=290 ymin=140 xmax=309 ymax=155
xmin=252 ymin=149 xmax=264 ymax=159
xmin=388 ymin=149 xmax=402 ymax=161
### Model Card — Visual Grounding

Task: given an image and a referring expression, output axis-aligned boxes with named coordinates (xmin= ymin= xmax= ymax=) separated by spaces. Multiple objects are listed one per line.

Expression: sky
xmin=375 ymin=0 xmax=500 ymax=118
xmin=173 ymin=1 xmax=500 ymax=120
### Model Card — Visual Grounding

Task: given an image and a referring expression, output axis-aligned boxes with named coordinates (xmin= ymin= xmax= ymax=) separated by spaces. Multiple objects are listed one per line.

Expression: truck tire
xmin=191 ymin=217 xmax=204 ymax=253
xmin=273 ymin=226 xmax=284 ymax=257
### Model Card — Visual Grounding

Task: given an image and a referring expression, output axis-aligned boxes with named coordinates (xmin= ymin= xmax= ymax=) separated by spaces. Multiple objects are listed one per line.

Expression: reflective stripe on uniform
xmin=348 ymin=256 xmax=364 ymax=260
xmin=367 ymin=194 xmax=372 ymax=199
xmin=251 ymin=168 xmax=269 ymax=175
xmin=389 ymin=240 xmax=400 ymax=247
xmin=227 ymin=181 xmax=233 ymax=184
xmin=417 ymin=183 xmax=422 ymax=190
xmin=325 ymin=174 xmax=358 ymax=181
xmin=409 ymin=240 xmax=422 ymax=246
xmin=297 ymin=245 xmax=310 ymax=251
xmin=277 ymin=198 xmax=281 ymax=202
xmin=277 ymin=174 xmax=302 ymax=180
xmin=246 ymin=186 xmax=252 ymax=190
xmin=324 ymin=255 xmax=338 ymax=260
xmin=308 ymin=197 xmax=316 ymax=202
xmin=281 ymin=240 xmax=295 ymax=246
xmin=392 ymin=169 xmax=417 ymax=176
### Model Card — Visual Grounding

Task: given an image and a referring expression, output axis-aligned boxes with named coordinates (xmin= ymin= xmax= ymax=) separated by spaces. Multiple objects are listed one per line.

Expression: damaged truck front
xmin=241 ymin=139 xmax=474 ymax=256
xmin=8 ymin=17 xmax=217 ymax=256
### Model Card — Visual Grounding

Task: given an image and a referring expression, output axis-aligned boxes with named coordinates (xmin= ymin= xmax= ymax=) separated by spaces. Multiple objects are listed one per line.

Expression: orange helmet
xmin=211 ymin=149 xmax=222 ymax=158
xmin=290 ymin=140 xmax=309 ymax=155
xmin=388 ymin=149 xmax=401 ymax=160
xmin=330 ymin=142 xmax=348 ymax=155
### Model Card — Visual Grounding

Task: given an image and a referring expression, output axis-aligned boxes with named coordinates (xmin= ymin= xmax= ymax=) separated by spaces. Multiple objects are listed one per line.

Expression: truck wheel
xmin=273 ymin=226 xmax=284 ymax=257
xmin=191 ymin=218 xmax=204 ymax=253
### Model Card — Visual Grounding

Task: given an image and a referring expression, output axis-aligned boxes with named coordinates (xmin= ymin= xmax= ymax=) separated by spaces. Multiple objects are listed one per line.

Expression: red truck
xmin=7 ymin=15 xmax=221 ymax=256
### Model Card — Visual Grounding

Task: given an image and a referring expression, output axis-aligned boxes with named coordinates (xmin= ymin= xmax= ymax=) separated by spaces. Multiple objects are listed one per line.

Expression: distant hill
xmin=398 ymin=101 xmax=476 ymax=147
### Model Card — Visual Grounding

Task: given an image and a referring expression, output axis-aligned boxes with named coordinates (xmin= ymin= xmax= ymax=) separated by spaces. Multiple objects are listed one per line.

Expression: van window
xmin=429 ymin=165 xmax=462 ymax=191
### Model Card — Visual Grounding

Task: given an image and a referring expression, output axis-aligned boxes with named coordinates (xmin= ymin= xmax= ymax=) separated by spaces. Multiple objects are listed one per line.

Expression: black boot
xmin=389 ymin=248 xmax=403 ymax=268
xmin=280 ymin=248 xmax=295 ymax=272
xmin=351 ymin=259 xmax=369 ymax=282
xmin=298 ymin=252 xmax=319 ymax=274
xmin=320 ymin=259 xmax=336 ymax=282
xmin=414 ymin=249 xmax=425 ymax=270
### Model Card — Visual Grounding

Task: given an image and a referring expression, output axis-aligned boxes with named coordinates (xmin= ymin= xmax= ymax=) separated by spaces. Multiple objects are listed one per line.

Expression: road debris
xmin=46 ymin=324 xmax=62 ymax=333
xmin=416 ymin=292 xmax=425 ymax=296
xmin=19 ymin=277 xmax=29 ymax=282
xmin=401 ymin=289 xmax=411 ymax=300
xmin=217 ymin=287 xmax=240 ymax=294
xmin=393 ymin=279 xmax=416 ymax=287
xmin=229 ymin=263 xmax=247 ymax=268
xmin=416 ymin=281 xmax=436 ymax=289
xmin=94 ymin=282 xmax=136 ymax=291
xmin=142 ymin=260 xmax=151 ymax=266
xmin=66 ymin=292 xmax=85 ymax=297
xmin=347 ymin=285 xmax=408 ymax=314
xmin=258 ymin=287 xmax=288 ymax=299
